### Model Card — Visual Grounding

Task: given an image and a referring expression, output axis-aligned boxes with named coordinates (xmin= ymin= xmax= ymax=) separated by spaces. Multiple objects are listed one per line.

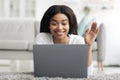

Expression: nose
xmin=57 ymin=24 xmax=63 ymax=29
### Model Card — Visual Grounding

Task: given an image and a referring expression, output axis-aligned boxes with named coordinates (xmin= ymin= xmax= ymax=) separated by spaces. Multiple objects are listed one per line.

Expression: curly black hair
xmin=40 ymin=5 xmax=78 ymax=34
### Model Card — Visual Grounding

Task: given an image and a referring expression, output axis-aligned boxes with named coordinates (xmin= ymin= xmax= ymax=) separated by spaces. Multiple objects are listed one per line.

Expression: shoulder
xmin=69 ymin=34 xmax=83 ymax=39
xmin=36 ymin=33 xmax=51 ymax=38
xmin=35 ymin=33 xmax=53 ymax=44
xmin=69 ymin=34 xmax=85 ymax=44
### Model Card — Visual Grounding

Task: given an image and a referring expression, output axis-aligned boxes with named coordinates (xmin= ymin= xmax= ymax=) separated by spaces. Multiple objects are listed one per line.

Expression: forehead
xmin=51 ymin=13 xmax=68 ymax=21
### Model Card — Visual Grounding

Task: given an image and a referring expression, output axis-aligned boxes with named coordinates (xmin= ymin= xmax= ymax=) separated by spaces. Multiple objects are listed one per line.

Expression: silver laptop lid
xmin=33 ymin=44 xmax=88 ymax=78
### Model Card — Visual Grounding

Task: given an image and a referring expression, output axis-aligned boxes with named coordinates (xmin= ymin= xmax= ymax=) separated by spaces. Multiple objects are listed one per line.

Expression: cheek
xmin=66 ymin=26 xmax=70 ymax=34
xmin=66 ymin=25 xmax=70 ymax=31
xmin=49 ymin=26 xmax=55 ymax=33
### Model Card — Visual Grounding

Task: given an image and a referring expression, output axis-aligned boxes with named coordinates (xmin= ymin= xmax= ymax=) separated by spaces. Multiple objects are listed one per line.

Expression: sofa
xmin=78 ymin=16 xmax=106 ymax=71
xmin=92 ymin=23 xmax=106 ymax=71
xmin=0 ymin=19 xmax=106 ymax=71
xmin=0 ymin=19 xmax=40 ymax=60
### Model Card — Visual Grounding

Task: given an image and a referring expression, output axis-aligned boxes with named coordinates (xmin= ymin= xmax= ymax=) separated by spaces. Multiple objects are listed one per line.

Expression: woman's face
xmin=49 ymin=13 xmax=69 ymax=40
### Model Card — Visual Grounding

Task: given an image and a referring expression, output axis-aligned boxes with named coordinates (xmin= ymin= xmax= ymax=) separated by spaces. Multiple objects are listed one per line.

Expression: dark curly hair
xmin=40 ymin=5 xmax=78 ymax=34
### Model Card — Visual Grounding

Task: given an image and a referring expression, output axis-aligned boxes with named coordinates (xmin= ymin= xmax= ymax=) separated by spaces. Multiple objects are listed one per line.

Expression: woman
xmin=36 ymin=5 xmax=99 ymax=76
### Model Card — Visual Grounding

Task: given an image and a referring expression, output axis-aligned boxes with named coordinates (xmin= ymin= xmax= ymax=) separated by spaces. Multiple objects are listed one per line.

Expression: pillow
xmin=78 ymin=16 xmax=88 ymax=36
xmin=78 ymin=15 xmax=95 ymax=37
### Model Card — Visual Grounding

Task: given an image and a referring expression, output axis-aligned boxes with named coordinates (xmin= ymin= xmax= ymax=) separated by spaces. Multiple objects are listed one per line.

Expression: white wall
xmin=35 ymin=0 xmax=120 ymax=65
xmin=35 ymin=0 xmax=85 ymax=21
xmin=101 ymin=10 xmax=120 ymax=65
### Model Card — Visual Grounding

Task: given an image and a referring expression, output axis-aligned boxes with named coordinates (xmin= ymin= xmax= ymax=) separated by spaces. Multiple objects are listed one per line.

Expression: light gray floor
xmin=0 ymin=60 xmax=120 ymax=74
xmin=94 ymin=67 xmax=120 ymax=74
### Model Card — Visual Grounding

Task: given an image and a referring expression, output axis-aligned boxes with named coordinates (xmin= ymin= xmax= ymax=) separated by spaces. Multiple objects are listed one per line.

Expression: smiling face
xmin=49 ymin=13 xmax=69 ymax=41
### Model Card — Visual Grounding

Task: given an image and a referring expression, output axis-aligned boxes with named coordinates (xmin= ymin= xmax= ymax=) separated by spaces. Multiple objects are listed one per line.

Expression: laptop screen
xmin=33 ymin=44 xmax=88 ymax=78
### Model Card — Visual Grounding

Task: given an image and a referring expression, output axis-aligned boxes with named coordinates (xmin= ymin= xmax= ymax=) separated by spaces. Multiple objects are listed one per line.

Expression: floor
xmin=94 ymin=67 xmax=120 ymax=74
xmin=0 ymin=60 xmax=120 ymax=74
xmin=93 ymin=61 xmax=120 ymax=74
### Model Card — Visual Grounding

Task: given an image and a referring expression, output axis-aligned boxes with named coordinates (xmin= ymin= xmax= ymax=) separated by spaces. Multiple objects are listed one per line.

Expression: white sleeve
xmin=87 ymin=63 xmax=94 ymax=77
xmin=69 ymin=34 xmax=85 ymax=44
xmin=35 ymin=33 xmax=44 ymax=44
xmin=35 ymin=33 xmax=53 ymax=44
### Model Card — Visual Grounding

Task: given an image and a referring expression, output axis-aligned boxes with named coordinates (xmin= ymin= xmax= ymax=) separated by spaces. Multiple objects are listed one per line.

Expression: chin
xmin=56 ymin=36 xmax=64 ymax=39
xmin=54 ymin=35 xmax=65 ymax=39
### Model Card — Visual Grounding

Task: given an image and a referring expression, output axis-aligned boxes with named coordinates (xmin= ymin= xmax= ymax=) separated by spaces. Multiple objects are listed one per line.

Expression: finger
xmin=85 ymin=28 xmax=90 ymax=34
xmin=91 ymin=22 xmax=98 ymax=32
xmin=96 ymin=27 xmax=99 ymax=34
xmin=92 ymin=22 xmax=97 ymax=28
xmin=92 ymin=22 xmax=97 ymax=27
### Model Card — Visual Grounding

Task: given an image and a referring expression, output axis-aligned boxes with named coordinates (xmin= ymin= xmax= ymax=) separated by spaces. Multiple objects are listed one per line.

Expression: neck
xmin=53 ymin=36 xmax=69 ymax=44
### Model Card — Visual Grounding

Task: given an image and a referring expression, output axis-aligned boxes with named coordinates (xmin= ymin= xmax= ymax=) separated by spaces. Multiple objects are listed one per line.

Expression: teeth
xmin=56 ymin=32 xmax=64 ymax=35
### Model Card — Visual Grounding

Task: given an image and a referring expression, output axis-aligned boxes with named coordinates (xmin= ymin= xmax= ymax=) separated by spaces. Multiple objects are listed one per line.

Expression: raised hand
xmin=85 ymin=22 xmax=99 ymax=46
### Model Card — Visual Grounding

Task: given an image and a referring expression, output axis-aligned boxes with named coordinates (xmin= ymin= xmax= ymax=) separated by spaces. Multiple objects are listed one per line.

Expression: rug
xmin=0 ymin=72 xmax=120 ymax=80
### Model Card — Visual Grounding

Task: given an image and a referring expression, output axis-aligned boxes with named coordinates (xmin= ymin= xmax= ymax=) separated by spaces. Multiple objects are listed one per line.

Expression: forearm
xmin=87 ymin=46 xmax=92 ymax=67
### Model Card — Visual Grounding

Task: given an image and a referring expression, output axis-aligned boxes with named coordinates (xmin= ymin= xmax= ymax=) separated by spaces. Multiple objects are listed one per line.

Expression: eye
xmin=50 ymin=21 xmax=57 ymax=26
xmin=62 ymin=23 xmax=67 ymax=26
xmin=62 ymin=21 xmax=68 ymax=26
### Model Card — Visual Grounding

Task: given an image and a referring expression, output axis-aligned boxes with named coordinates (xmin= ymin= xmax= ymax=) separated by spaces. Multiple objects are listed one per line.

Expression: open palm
xmin=85 ymin=22 xmax=99 ymax=46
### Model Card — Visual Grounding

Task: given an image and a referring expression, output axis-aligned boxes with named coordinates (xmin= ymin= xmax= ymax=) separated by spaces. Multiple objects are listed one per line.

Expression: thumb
xmin=85 ymin=28 xmax=90 ymax=35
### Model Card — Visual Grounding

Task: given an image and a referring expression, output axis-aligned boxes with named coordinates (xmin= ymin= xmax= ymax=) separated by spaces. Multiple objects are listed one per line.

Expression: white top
xmin=35 ymin=33 xmax=94 ymax=76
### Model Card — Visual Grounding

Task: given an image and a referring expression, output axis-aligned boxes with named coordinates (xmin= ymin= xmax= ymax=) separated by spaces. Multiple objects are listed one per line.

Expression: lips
xmin=55 ymin=31 xmax=65 ymax=36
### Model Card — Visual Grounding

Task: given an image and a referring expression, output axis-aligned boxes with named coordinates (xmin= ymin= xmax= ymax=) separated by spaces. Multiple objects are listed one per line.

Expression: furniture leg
xmin=97 ymin=60 xmax=104 ymax=72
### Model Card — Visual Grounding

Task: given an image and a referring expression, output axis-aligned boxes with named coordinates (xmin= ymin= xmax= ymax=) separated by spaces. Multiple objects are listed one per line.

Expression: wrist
xmin=86 ymin=44 xmax=92 ymax=49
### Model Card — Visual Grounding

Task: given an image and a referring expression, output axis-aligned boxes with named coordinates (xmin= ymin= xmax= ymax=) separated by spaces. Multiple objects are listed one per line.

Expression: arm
xmin=85 ymin=22 xmax=99 ymax=66
xmin=87 ymin=46 xmax=92 ymax=66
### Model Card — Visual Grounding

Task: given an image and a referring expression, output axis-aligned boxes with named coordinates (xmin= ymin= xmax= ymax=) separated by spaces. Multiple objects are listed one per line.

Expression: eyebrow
xmin=50 ymin=19 xmax=68 ymax=22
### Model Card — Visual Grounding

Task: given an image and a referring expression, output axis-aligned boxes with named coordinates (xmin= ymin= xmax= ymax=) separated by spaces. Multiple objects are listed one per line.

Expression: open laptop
xmin=33 ymin=44 xmax=88 ymax=78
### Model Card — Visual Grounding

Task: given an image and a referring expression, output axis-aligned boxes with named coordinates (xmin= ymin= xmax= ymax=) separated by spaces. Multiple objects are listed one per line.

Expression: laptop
xmin=33 ymin=44 xmax=88 ymax=78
